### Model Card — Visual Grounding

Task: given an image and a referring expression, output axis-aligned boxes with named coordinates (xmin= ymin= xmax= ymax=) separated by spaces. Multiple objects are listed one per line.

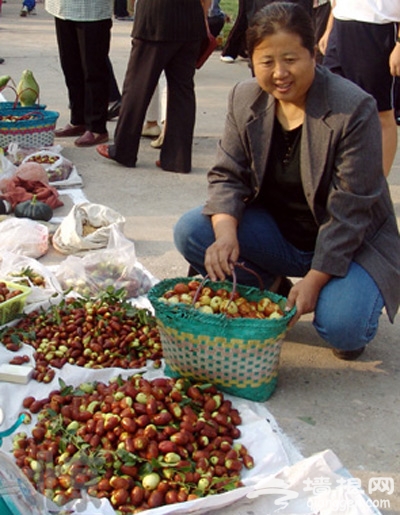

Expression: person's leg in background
xmin=324 ymin=20 xmax=397 ymax=176
xmin=107 ymin=57 xmax=122 ymax=120
xmin=160 ymin=40 xmax=200 ymax=173
xmin=142 ymin=84 xmax=161 ymax=138
xmin=312 ymin=1 xmax=331 ymax=64
xmin=394 ymin=77 xmax=400 ymax=125
xmin=20 ymin=0 xmax=36 ymax=16
xmin=114 ymin=0 xmax=132 ymax=20
xmin=110 ymin=39 xmax=165 ymax=166
xmin=379 ymin=109 xmax=398 ymax=176
xmin=54 ymin=18 xmax=86 ymax=129
xmin=74 ymin=18 xmax=111 ymax=145
xmin=220 ymin=0 xmax=248 ymax=62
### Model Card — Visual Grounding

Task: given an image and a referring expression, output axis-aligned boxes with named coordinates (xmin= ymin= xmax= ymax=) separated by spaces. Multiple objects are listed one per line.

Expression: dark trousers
xmin=208 ymin=15 xmax=225 ymax=38
xmin=107 ymin=57 xmax=122 ymax=102
xmin=111 ymin=38 xmax=200 ymax=172
xmin=54 ymin=17 xmax=111 ymax=133
xmin=114 ymin=0 xmax=129 ymax=18
xmin=221 ymin=0 xmax=249 ymax=58
xmin=395 ymin=77 xmax=400 ymax=115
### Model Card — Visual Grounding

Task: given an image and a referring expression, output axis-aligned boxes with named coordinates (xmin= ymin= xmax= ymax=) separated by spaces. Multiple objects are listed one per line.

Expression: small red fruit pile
xmin=0 ymin=281 xmax=24 ymax=303
xmin=14 ymin=376 xmax=254 ymax=511
xmin=0 ymin=292 xmax=163 ymax=383
xmin=158 ymin=280 xmax=284 ymax=319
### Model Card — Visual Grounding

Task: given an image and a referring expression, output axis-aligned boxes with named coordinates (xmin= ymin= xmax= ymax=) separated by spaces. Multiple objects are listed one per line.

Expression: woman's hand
xmin=285 ymin=270 xmax=331 ymax=327
xmin=205 ymin=213 xmax=239 ymax=281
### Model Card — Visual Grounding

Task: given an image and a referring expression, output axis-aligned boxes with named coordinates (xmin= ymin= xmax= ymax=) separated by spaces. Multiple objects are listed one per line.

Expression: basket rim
xmin=147 ymin=276 xmax=296 ymax=328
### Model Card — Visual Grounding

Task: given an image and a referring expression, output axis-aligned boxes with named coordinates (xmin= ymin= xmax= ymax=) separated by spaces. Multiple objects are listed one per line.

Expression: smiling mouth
xmin=274 ymin=82 xmax=292 ymax=93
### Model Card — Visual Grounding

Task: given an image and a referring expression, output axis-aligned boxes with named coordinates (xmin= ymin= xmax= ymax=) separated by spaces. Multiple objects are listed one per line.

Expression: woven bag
xmin=0 ymin=109 xmax=59 ymax=149
xmin=148 ymin=273 xmax=296 ymax=402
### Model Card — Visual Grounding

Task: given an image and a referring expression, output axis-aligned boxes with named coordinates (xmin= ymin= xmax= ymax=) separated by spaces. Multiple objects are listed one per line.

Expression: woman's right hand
xmin=205 ymin=213 xmax=239 ymax=281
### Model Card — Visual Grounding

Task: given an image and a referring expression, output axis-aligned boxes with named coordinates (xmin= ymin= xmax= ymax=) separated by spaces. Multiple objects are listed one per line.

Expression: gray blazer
xmin=203 ymin=66 xmax=400 ymax=321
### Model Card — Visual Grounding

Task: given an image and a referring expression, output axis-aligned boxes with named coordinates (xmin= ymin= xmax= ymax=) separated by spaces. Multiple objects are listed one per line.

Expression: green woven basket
xmin=147 ymin=277 xmax=295 ymax=402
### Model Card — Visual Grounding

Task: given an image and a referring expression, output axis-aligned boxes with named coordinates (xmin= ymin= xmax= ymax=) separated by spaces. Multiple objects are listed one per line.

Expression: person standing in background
xmin=312 ymin=0 xmax=331 ymax=63
xmin=97 ymin=0 xmax=210 ymax=173
xmin=320 ymin=0 xmax=400 ymax=177
xmin=20 ymin=0 xmax=36 ymax=16
xmin=114 ymin=0 xmax=133 ymax=20
xmin=46 ymin=0 xmax=112 ymax=147
xmin=220 ymin=0 xmax=312 ymax=64
xmin=219 ymin=0 xmax=252 ymax=63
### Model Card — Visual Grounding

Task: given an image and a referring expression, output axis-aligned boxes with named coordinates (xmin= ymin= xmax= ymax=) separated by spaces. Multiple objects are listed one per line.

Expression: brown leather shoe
xmin=96 ymin=144 xmax=112 ymax=160
xmin=54 ymin=123 xmax=86 ymax=138
xmin=74 ymin=131 xmax=108 ymax=147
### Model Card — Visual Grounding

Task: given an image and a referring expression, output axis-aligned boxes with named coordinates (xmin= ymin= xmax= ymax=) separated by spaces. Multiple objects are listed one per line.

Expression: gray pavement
xmin=1 ymin=1 xmax=400 ymax=513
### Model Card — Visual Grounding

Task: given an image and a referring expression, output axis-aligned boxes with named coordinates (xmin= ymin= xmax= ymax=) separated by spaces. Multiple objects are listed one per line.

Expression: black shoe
xmin=107 ymin=100 xmax=121 ymax=120
xmin=332 ymin=346 xmax=365 ymax=361
xmin=0 ymin=58 xmax=4 ymax=65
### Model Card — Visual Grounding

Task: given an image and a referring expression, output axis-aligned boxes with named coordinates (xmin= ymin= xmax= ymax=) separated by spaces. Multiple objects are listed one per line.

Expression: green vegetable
xmin=0 ymin=75 xmax=11 ymax=92
xmin=14 ymin=195 xmax=53 ymax=221
xmin=16 ymin=70 xmax=39 ymax=106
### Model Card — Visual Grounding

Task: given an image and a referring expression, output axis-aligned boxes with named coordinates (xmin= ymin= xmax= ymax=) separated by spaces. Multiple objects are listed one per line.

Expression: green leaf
xmin=138 ymin=462 xmax=154 ymax=477
xmin=298 ymin=416 xmax=316 ymax=426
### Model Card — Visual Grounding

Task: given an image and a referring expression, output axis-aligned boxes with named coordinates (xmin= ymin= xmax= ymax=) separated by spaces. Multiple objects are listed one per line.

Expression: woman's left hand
xmin=285 ymin=270 xmax=331 ymax=327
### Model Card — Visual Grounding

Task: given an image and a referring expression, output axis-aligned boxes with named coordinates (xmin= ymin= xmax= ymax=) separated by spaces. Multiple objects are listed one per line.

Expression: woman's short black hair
xmin=246 ymin=2 xmax=316 ymax=58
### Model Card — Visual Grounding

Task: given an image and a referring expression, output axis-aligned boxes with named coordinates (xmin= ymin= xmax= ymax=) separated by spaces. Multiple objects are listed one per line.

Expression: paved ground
xmin=1 ymin=2 xmax=400 ymax=513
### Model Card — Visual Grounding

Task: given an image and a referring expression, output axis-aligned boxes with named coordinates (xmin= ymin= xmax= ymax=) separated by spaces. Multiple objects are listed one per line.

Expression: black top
xmin=256 ymin=117 xmax=319 ymax=251
xmin=132 ymin=0 xmax=207 ymax=42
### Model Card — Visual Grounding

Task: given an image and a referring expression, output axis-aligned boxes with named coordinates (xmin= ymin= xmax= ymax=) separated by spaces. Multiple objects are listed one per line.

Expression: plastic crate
xmin=0 ymin=281 xmax=31 ymax=325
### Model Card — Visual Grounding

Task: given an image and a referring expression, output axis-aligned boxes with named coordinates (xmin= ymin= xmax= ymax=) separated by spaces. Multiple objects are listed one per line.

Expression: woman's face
xmin=252 ymin=30 xmax=316 ymax=107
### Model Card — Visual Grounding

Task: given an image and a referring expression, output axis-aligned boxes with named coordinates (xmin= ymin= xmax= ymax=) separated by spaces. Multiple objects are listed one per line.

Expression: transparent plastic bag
xmin=55 ymin=226 xmax=157 ymax=298
xmin=22 ymin=150 xmax=74 ymax=183
xmin=0 ymin=251 xmax=62 ymax=311
xmin=0 ymin=218 xmax=49 ymax=258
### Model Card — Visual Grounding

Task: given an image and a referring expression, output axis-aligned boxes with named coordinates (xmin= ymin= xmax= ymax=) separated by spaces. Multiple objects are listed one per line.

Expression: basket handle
xmin=192 ymin=261 xmax=265 ymax=308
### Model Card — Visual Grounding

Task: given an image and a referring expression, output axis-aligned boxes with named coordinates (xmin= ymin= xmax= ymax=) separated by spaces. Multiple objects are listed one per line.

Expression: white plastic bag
xmin=52 ymin=202 xmax=126 ymax=254
xmin=0 ymin=218 xmax=49 ymax=258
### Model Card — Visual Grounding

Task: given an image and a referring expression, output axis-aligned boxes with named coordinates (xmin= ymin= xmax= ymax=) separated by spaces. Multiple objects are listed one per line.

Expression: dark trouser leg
xmin=161 ymin=40 xmax=200 ymax=173
xmin=114 ymin=0 xmax=129 ymax=18
xmin=76 ymin=19 xmax=111 ymax=134
xmin=208 ymin=16 xmax=225 ymax=38
xmin=111 ymin=39 xmax=166 ymax=166
xmin=108 ymin=57 xmax=122 ymax=103
xmin=54 ymin=18 xmax=85 ymax=126
xmin=221 ymin=0 xmax=248 ymax=59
